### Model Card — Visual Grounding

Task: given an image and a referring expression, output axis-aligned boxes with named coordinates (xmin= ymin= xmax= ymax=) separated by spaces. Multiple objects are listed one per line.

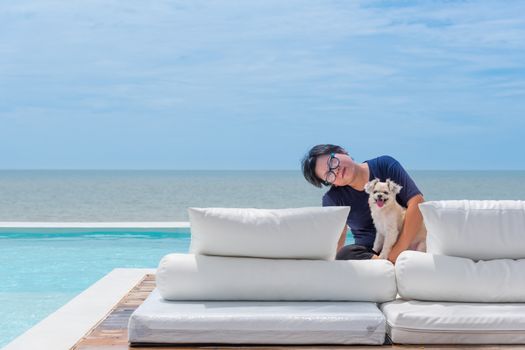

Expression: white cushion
xmin=395 ymin=251 xmax=525 ymax=302
xmin=156 ymin=253 xmax=396 ymax=302
xmin=129 ymin=289 xmax=386 ymax=345
xmin=381 ymin=299 xmax=525 ymax=344
xmin=419 ymin=200 xmax=525 ymax=260
xmin=188 ymin=206 xmax=350 ymax=260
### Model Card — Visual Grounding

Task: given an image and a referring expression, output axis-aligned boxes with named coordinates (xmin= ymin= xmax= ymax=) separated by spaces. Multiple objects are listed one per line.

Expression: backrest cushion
xmin=189 ymin=206 xmax=350 ymax=260
xmin=419 ymin=200 xmax=525 ymax=260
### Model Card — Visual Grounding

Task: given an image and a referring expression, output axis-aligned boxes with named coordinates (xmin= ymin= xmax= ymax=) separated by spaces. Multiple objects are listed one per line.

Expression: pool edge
xmin=0 ymin=222 xmax=190 ymax=234
xmin=2 ymin=268 xmax=155 ymax=350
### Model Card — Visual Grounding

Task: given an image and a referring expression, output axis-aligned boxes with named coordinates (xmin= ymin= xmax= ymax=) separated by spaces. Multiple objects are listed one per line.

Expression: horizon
xmin=1 ymin=168 xmax=524 ymax=172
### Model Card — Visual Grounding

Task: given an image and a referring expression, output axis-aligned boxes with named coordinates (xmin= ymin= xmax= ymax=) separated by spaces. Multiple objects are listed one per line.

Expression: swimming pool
xmin=0 ymin=228 xmax=191 ymax=347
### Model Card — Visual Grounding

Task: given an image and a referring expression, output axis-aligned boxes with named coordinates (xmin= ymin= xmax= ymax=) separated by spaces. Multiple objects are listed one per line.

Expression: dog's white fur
xmin=364 ymin=178 xmax=426 ymax=259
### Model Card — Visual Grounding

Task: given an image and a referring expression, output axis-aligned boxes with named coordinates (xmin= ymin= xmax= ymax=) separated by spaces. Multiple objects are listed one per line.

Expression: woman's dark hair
xmin=301 ymin=144 xmax=348 ymax=188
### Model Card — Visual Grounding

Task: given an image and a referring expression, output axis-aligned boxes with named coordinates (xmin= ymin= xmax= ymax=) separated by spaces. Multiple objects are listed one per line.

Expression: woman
xmin=301 ymin=144 xmax=425 ymax=263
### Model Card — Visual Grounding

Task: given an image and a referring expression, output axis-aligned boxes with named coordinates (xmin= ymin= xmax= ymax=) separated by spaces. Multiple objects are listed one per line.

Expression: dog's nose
xmin=377 ymin=194 xmax=383 ymax=199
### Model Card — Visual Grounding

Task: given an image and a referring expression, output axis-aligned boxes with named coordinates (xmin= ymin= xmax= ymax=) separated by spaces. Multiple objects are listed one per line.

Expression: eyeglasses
xmin=324 ymin=153 xmax=340 ymax=185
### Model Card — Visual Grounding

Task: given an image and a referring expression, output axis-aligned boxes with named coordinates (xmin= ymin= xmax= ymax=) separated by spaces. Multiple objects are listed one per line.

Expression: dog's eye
xmin=383 ymin=191 xmax=389 ymax=195
xmin=373 ymin=191 xmax=378 ymax=194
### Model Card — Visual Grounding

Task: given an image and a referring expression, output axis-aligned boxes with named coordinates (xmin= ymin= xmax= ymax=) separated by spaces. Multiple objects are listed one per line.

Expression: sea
xmin=0 ymin=170 xmax=524 ymax=221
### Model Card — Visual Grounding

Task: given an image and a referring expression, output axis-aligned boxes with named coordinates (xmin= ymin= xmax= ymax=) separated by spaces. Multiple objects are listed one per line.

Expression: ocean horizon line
xmin=1 ymin=168 xmax=525 ymax=172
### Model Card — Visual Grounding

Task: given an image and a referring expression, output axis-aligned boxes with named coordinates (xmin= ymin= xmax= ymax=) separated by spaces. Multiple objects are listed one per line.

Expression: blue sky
xmin=1 ymin=0 xmax=524 ymax=170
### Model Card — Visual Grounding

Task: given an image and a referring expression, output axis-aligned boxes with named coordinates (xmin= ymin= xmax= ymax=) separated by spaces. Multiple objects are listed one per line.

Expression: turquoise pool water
xmin=0 ymin=230 xmax=191 ymax=347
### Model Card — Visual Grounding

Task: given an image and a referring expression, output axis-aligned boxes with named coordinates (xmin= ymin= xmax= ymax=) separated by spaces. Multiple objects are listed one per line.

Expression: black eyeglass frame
xmin=323 ymin=152 xmax=340 ymax=185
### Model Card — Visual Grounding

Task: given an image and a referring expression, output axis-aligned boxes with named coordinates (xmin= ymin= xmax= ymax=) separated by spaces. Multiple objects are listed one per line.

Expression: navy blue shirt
xmin=322 ymin=155 xmax=422 ymax=249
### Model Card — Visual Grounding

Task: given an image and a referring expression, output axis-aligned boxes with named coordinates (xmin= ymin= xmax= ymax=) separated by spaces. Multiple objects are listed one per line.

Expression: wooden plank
xmin=70 ymin=274 xmax=525 ymax=350
xmin=71 ymin=274 xmax=155 ymax=350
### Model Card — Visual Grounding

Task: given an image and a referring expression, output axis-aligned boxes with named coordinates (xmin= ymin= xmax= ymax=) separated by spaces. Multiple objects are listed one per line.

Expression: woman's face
xmin=314 ymin=153 xmax=357 ymax=187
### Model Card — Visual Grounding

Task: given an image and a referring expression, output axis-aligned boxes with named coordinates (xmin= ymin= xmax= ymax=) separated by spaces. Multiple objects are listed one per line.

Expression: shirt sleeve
xmin=383 ymin=156 xmax=422 ymax=207
xmin=322 ymin=192 xmax=337 ymax=207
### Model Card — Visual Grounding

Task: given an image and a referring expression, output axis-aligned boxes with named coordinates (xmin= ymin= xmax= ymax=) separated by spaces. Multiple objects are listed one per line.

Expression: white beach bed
xmin=128 ymin=202 xmax=525 ymax=346
xmin=129 ymin=289 xmax=386 ymax=345
xmin=381 ymin=299 xmax=525 ymax=344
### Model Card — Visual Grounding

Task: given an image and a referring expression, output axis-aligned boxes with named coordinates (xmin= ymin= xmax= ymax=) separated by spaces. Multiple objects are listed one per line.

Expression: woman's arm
xmin=387 ymin=194 xmax=425 ymax=263
xmin=337 ymin=224 xmax=348 ymax=252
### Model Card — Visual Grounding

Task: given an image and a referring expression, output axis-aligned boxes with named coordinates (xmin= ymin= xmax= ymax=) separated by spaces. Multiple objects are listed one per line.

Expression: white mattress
xmin=381 ymin=299 xmax=525 ymax=344
xmin=128 ymin=289 xmax=386 ymax=345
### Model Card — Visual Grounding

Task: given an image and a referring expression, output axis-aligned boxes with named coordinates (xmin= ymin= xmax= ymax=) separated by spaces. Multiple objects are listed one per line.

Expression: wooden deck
xmin=70 ymin=275 xmax=525 ymax=350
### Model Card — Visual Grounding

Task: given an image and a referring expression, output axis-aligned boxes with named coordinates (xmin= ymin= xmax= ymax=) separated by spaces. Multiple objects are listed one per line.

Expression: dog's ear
xmin=364 ymin=178 xmax=379 ymax=194
xmin=386 ymin=179 xmax=403 ymax=194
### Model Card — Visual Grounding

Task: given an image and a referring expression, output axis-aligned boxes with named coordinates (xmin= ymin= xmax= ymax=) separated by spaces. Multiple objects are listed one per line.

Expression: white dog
xmin=364 ymin=178 xmax=426 ymax=259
